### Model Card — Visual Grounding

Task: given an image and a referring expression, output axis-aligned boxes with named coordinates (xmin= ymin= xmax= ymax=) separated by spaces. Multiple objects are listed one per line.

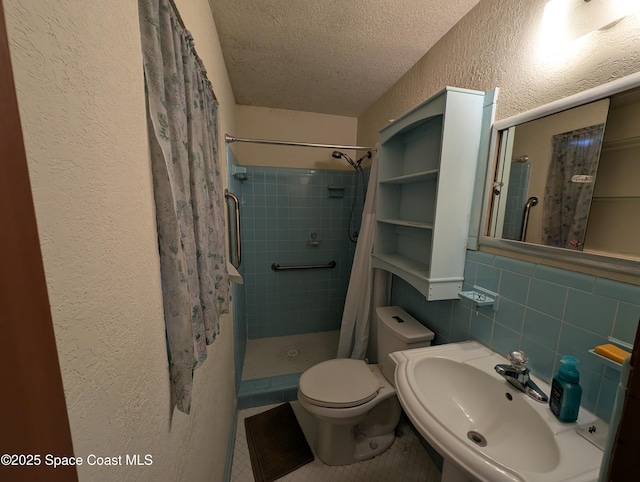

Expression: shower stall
xmin=225 ymin=135 xmax=372 ymax=408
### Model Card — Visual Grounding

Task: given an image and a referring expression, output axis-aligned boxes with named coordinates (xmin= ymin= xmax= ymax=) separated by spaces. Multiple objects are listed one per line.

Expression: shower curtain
xmin=139 ymin=0 xmax=229 ymax=414
xmin=542 ymin=124 xmax=605 ymax=250
xmin=338 ymin=148 xmax=390 ymax=360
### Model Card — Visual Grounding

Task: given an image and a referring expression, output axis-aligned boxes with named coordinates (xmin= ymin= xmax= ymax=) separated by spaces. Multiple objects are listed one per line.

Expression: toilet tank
xmin=376 ymin=306 xmax=435 ymax=386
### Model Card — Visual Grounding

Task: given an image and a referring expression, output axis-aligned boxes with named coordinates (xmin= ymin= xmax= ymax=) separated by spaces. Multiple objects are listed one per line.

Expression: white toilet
xmin=297 ymin=306 xmax=435 ymax=466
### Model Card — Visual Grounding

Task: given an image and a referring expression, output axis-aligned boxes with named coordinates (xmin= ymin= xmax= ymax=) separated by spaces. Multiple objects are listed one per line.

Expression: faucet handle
xmin=508 ymin=350 xmax=528 ymax=371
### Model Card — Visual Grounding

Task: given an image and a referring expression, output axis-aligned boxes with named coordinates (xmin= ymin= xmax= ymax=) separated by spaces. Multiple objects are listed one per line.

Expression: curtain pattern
xmin=139 ymin=0 xmax=229 ymax=414
xmin=542 ymin=124 xmax=605 ymax=250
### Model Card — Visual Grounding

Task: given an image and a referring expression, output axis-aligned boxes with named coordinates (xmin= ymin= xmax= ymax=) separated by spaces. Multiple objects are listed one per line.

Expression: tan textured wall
xmin=5 ymin=1 xmax=236 ymax=481
xmin=236 ymin=105 xmax=360 ymax=169
xmin=358 ymin=0 xmax=640 ymax=146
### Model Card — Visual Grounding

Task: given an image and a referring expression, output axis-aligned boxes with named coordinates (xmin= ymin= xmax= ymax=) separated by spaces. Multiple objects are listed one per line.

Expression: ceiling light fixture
xmin=565 ymin=0 xmax=635 ymax=41
xmin=538 ymin=0 xmax=638 ymax=59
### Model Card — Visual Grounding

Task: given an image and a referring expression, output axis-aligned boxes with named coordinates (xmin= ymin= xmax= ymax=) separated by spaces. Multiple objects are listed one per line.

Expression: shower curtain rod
xmin=225 ymin=134 xmax=374 ymax=151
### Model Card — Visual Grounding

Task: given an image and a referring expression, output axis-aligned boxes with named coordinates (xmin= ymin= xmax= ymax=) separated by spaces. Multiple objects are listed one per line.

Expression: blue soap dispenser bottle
xmin=549 ymin=355 xmax=582 ymax=422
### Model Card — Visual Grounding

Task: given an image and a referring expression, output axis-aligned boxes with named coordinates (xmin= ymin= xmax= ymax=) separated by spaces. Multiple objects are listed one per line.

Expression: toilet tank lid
xmin=376 ymin=306 xmax=435 ymax=343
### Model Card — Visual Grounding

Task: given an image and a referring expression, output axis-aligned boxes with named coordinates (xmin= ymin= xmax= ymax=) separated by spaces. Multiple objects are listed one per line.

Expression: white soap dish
xmin=458 ymin=290 xmax=495 ymax=306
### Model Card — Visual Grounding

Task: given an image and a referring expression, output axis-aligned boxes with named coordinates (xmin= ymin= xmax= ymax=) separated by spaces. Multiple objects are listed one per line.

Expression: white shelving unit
xmin=372 ymin=87 xmax=487 ymax=300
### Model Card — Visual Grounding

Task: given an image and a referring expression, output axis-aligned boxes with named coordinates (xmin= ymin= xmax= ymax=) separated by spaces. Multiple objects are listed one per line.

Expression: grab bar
xmin=520 ymin=196 xmax=539 ymax=242
xmin=271 ymin=261 xmax=336 ymax=271
xmin=224 ymin=189 xmax=241 ymax=269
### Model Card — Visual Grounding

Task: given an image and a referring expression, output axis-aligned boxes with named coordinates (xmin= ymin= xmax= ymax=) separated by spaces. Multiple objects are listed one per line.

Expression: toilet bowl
xmin=298 ymin=359 xmax=401 ymax=465
xmin=297 ymin=306 xmax=435 ymax=466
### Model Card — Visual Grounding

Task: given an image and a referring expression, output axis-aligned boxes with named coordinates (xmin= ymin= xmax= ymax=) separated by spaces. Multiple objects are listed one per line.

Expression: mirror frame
xmin=479 ymin=71 xmax=640 ymax=276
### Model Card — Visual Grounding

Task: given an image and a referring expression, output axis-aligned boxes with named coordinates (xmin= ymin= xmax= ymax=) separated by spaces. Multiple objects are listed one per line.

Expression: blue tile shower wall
xmin=391 ymin=250 xmax=640 ymax=423
xmin=241 ymin=166 xmax=366 ymax=339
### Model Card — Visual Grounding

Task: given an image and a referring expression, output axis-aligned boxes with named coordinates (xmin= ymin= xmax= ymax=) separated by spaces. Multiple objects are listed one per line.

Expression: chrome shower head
xmin=332 ymin=150 xmax=357 ymax=169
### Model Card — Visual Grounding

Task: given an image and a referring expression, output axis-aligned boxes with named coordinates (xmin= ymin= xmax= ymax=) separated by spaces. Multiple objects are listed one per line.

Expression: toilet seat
xmin=299 ymin=359 xmax=380 ymax=408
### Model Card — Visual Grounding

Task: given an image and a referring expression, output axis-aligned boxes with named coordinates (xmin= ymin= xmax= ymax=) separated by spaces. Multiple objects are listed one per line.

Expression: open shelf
xmin=601 ymin=135 xmax=640 ymax=151
xmin=380 ymin=169 xmax=439 ymax=184
xmin=592 ymin=196 xmax=640 ymax=200
xmin=377 ymin=218 xmax=434 ymax=230
xmin=373 ymin=87 xmax=487 ymax=300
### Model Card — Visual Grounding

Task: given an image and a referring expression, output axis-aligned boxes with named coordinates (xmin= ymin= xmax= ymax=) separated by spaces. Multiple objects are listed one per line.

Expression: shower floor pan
xmin=238 ymin=330 xmax=339 ymax=409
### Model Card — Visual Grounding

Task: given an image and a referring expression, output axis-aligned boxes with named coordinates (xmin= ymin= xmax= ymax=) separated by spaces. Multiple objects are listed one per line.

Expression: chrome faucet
xmin=495 ymin=350 xmax=549 ymax=403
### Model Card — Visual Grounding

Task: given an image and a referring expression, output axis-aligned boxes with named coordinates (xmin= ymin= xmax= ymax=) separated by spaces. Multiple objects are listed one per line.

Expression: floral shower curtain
xmin=542 ymin=124 xmax=605 ymax=250
xmin=138 ymin=0 xmax=229 ymax=414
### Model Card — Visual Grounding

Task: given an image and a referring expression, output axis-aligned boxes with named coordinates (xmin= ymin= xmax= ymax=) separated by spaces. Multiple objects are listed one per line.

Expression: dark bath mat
xmin=244 ymin=402 xmax=314 ymax=482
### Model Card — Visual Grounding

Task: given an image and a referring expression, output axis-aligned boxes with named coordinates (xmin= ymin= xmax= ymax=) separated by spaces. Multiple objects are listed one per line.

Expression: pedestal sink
xmin=391 ymin=341 xmax=603 ymax=482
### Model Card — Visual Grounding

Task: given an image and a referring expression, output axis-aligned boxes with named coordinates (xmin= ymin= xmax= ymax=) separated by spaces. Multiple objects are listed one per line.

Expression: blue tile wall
xmin=391 ymin=250 xmax=640 ymax=423
xmin=240 ymin=166 xmax=367 ymax=339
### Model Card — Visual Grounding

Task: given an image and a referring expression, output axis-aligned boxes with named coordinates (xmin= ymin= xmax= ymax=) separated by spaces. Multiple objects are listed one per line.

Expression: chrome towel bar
xmin=271 ymin=261 xmax=336 ymax=271
xmin=520 ymin=196 xmax=539 ymax=242
xmin=224 ymin=189 xmax=241 ymax=269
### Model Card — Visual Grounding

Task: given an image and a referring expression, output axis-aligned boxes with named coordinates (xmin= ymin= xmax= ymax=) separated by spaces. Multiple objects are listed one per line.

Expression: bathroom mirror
xmin=481 ymin=72 xmax=640 ymax=275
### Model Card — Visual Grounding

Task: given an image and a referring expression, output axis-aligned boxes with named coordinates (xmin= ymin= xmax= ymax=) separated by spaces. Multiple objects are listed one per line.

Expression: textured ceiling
xmin=207 ymin=0 xmax=482 ymax=116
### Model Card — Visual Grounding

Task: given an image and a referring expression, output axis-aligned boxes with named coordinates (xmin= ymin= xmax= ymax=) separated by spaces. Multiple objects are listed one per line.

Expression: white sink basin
xmin=391 ymin=341 xmax=603 ymax=482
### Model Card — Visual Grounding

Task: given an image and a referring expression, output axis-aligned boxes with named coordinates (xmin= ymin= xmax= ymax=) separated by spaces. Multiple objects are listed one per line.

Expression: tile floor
xmin=241 ymin=331 xmax=340 ymax=380
xmin=231 ymin=401 xmax=442 ymax=482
